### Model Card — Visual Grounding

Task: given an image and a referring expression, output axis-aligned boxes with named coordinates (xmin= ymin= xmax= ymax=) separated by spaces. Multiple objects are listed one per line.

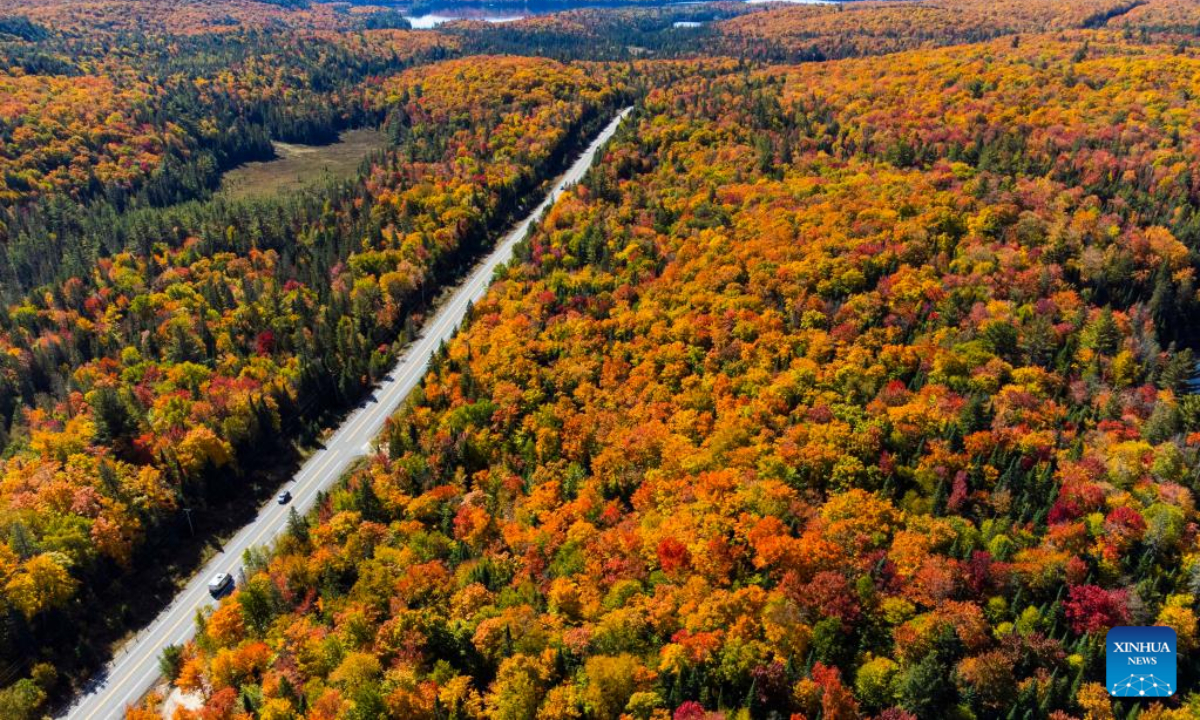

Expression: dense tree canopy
xmin=0 ymin=0 xmax=374 ymax=35
xmin=3 ymin=0 xmax=1200 ymax=717
xmin=0 ymin=37 xmax=622 ymax=711
xmin=161 ymin=29 xmax=1200 ymax=720
xmin=712 ymin=0 xmax=1145 ymax=60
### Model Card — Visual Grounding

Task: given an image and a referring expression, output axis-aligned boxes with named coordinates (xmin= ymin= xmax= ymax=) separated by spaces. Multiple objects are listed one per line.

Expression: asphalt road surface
xmin=61 ymin=107 xmax=633 ymax=720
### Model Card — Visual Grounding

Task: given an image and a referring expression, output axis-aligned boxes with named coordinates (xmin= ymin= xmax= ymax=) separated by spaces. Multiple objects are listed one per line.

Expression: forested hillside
xmin=711 ymin=0 xmax=1144 ymax=60
xmin=0 ymin=14 xmax=623 ymax=707
xmin=0 ymin=0 xmax=367 ymax=34
xmin=0 ymin=53 xmax=616 ymax=621
xmin=0 ymin=28 xmax=461 ymax=291
xmin=3 ymin=0 xmax=1200 ymax=717
xmin=158 ymin=28 xmax=1200 ymax=720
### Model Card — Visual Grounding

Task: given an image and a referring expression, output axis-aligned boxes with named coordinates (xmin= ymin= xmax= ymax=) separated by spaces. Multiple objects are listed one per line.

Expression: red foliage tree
xmin=1064 ymin=585 xmax=1131 ymax=635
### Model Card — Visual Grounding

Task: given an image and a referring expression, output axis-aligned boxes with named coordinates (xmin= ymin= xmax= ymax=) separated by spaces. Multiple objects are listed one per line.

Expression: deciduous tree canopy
xmin=3 ymin=0 xmax=1200 ymax=717
xmin=163 ymin=29 xmax=1200 ymax=720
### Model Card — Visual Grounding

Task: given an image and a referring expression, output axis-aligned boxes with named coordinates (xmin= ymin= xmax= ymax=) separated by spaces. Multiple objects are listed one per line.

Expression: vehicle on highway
xmin=277 ymin=490 xmax=292 ymax=505
xmin=207 ymin=572 xmax=233 ymax=598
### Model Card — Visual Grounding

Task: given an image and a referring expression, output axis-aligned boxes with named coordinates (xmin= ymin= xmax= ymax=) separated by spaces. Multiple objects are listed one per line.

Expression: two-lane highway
xmin=62 ymin=107 xmax=632 ymax=720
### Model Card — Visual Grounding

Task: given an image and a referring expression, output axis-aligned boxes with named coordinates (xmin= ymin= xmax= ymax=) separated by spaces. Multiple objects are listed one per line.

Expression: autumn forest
xmin=2 ymin=0 xmax=1200 ymax=718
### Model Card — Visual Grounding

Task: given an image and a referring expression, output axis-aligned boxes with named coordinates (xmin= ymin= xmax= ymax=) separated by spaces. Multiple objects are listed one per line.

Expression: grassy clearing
xmin=218 ymin=128 xmax=386 ymax=200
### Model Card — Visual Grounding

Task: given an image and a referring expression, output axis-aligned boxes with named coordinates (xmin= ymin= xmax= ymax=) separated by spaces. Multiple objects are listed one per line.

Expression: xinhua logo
xmin=1106 ymin=626 xmax=1177 ymax=698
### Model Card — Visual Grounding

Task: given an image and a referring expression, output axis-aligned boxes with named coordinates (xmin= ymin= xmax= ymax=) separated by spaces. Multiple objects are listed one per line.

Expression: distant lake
xmin=403 ymin=0 xmax=835 ymax=28
xmin=405 ymin=9 xmax=526 ymax=27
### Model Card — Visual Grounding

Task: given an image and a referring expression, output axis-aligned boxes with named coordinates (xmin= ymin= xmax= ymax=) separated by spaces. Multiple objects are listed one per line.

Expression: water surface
xmin=403 ymin=0 xmax=837 ymax=27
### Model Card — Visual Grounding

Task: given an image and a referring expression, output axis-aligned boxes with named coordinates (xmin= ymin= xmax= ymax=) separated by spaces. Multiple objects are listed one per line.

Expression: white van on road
xmin=207 ymin=572 xmax=233 ymax=597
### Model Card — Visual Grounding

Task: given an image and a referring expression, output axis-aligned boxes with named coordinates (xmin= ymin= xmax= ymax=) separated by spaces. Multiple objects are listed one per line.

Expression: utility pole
xmin=183 ymin=508 xmax=194 ymax=537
